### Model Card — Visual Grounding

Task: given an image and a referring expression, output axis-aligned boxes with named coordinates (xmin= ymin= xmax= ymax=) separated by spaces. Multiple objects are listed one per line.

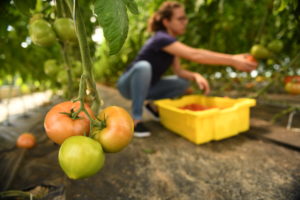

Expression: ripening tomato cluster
xmin=43 ymin=101 xmax=134 ymax=179
xmin=249 ymin=40 xmax=284 ymax=67
xmin=29 ymin=14 xmax=77 ymax=47
xmin=250 ymin=40 xmax=284 ymax=60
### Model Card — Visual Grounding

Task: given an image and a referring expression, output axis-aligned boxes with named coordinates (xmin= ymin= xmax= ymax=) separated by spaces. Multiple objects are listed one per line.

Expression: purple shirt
xmin=127 ymin=31 xmax=177 ymax=85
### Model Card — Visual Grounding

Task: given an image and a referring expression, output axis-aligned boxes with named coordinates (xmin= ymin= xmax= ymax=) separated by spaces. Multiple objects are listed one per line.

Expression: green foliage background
xmin=1 ymin=0 xmax=299 ymax=95
xmin=93 ymin=0 xmax=300 ymax=90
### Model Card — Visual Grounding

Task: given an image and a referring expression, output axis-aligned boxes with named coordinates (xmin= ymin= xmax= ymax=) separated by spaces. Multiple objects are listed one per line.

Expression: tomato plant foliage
xmin=1 ymin=0 xmax=300 ymax=96
xmin=95 ymin=0 xmax=139 ymax=55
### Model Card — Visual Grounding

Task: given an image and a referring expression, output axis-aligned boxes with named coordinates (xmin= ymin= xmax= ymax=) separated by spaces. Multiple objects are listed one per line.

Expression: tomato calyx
xmin=90 ymin=117 xmax=106 ymax=138
xmin=60 ymin=108 xmax=82 ymax=120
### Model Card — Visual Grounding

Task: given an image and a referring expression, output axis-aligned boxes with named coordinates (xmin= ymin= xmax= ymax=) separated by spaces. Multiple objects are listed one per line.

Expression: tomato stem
xmin=70 ymin=74 xmax=104 ymax=135
xmin=61 ymin=0 xmax=107 ymax=137
xmin=62 ymin=43 xmax=76 ymax=99
xmin=71 ymin=74 xmax=87 ymax=117
xmin=271 ymin=106 xmax=300 ymax=124
xmin=64 ymin=0 xmax=102 ymax=114
xmin=55 ymin=0 xmax=76 ymax=99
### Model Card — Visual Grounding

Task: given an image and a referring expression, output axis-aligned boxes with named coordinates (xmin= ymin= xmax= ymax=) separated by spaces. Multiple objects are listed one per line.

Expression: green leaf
xmin=122 ymin=0 xmax=139 ymax=15
xmin=95 ymin=0 xmax=129 ymax=55
xmin=273 ymin=0 xmax=288 ymax=13
xmin=13 ymin=0 xmax=36 ymax=16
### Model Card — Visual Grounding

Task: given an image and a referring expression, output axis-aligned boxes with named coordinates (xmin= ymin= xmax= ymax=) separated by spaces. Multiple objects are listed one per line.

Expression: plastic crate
xmin=155 ymin=95 xmax=256 ymax=144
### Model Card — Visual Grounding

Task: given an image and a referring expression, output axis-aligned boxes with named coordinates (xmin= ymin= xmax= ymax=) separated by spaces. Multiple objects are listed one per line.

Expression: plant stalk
xmin=64 ymin=0 xmax=101 ymax=114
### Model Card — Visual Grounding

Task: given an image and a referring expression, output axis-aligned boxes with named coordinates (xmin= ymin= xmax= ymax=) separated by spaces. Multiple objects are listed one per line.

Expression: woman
xmin=117 ymin=1 xmax=257 ymax=137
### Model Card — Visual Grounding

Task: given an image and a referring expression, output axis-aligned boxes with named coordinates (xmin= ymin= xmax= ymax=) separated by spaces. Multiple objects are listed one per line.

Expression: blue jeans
xmin=117 ymin=60 xmax=189 ymax=120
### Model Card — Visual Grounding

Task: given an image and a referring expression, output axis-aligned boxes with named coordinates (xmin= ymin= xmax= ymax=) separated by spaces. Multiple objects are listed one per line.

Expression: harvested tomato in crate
xmin=180 ymin=104 xmax=211 ymax=111
xmin=179 ymin=103 xmax=226 ymax=111
xmin=155 ymin=95 xmax=256 ymax=144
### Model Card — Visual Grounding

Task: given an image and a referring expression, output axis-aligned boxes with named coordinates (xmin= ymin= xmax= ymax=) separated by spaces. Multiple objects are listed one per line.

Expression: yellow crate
xmin=155 ymin=95 xmax=256 ymax=144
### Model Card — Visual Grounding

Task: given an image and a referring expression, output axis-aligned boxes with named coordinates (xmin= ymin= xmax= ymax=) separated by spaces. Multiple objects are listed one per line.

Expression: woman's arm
xmin=172 ymin=57 xmax=210 ymax=94
xmin=163 ymin=41 xmax=257 ymax=72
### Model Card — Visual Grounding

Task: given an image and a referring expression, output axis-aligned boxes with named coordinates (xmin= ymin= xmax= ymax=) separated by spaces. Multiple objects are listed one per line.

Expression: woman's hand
xmin=232 ymin=54 xmax=258 ymax=72
xmin=193 ymin=73 xmax=210 ymax=95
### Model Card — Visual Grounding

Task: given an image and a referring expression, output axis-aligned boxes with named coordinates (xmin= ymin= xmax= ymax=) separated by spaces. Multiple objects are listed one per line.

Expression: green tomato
xmin=267 ymin=40 xmax=283 ymax=53
xmin=72 ymin=61 xmax=82 ymax=77
xmin=250 ymin=44 xmax=270 ymax=59
xmin=267 ymin=59 xmax=275 ymax=66
xmin=57 ymin=70 xmax=68 ymax=84
xmin=58 ymin=136 xmax=105 ymax=179
xmin=53 ymin=18 xmax=77 ymax=42
xmin=29 ymin=19 xmax=57 ymax=47
xmin=44 ymin=59 xmax=59 ymax=76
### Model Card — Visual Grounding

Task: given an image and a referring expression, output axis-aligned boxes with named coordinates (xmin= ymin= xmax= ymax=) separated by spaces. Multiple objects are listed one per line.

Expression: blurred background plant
xmin=1 ymin=0 xmax=299 ymax=98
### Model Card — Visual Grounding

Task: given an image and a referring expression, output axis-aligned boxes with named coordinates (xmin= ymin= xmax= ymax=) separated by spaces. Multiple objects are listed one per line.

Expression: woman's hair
xmin=147 ymin=1 xmax=182 ymax=32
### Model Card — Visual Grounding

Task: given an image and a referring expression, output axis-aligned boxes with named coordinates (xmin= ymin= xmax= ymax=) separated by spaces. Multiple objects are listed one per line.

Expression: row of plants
xmin=94 ymin=0 xmax=300 ymax=96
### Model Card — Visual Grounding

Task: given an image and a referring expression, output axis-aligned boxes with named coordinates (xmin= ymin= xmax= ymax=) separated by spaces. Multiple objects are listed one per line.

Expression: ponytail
xmin=147 ymin=1 xmax=182 ymax=32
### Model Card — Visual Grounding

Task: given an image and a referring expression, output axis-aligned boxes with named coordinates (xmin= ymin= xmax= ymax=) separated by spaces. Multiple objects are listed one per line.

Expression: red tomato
xmin=180 ymin=104 xmax=211 ymax=111
xmin=246 ymin=55 xmax=258 ymax=64
xmin=285 ymin=82 xmax=300 ymax=95
xmin=93 ymin=106 xmax=134 ymax=153
xmin=284 ymin=76 xmax=300 ymax=84
xmin=44 ymin=101 xmax=95 ymax=144
xmin=16 ymin=133 xmax=36 ymax=149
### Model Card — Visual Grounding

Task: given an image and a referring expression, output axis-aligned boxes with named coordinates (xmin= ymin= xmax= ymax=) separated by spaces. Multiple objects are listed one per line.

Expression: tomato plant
xmin=16 ymin=133 xmax=36 ymax=149
xmin=29 ymin=19 xmax=57 ymax=47
xmin=53 ymin=18 xmax=77 ymax=42
xmin=58 ymin=136 xmax=105 ymax=179
xmin=93 ymin=106 xmax=134 ymax=153
xmin=44 ymin=101 xmax=95 ymax=144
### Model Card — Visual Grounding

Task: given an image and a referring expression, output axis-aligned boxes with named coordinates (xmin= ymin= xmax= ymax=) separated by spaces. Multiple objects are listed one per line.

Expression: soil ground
xmin=0 ymin=85 xmax=300 ymax=200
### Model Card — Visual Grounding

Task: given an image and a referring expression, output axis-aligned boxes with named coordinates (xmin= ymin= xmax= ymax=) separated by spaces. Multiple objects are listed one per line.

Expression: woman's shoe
xmin=145 ymin=102 xmax=160 ymax=120
xmin=134 ymin=122 xmax=151 ymax=137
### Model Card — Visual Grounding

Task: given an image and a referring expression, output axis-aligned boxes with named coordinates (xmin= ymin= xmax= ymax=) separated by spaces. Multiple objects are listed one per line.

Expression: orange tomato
xmin=16 ymin=133 xmax=36 ymax=149
xmin=44 ymin=101 xmax=95 ymax=144
xmin=246 ymin=55 xmax=258 ymax=64
xmin=93 ymin=106 xmax=134 ymax=153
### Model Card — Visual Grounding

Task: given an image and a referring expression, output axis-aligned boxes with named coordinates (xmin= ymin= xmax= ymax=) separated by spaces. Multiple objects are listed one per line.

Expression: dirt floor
xmin=0 ymin=85 xmax=300 ymax=200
